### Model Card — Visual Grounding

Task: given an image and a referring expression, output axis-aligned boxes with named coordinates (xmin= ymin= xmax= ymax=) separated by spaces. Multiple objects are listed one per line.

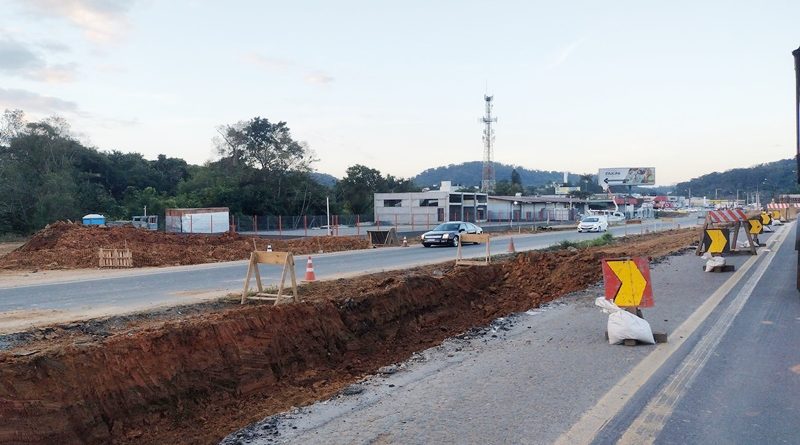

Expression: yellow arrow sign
xmin=748 ymin=218 xmax=763 ymax=234
xmin=760 ymin=213 xmax=772 ymax=225
xmin=704 ymin=229 xmax=729 ymax=253
xmin=607 ymin=260 xmax=648 ymax=307
xmin=771 ymin=210 xmax=781 ymax=220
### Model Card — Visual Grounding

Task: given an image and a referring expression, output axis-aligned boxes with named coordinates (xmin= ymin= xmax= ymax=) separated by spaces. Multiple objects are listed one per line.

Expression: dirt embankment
xmin=0 ymin=242 xmax=24 ymax=258
xmin=0 ymin=229 xmax=697 ymax=445
xmin=0 ymin=222 xmax=369 ymax=270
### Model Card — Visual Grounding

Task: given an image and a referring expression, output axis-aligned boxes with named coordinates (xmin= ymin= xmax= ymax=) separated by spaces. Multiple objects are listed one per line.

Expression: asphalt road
xmin=0 ymin=216 xmax=696 ymax=331
xmin=222 ymin=222 xmax=798 ymax=444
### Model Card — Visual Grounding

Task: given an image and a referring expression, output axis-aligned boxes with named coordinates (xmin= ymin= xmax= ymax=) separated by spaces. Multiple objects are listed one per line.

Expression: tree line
xmin=0 ymin=110 xmax=418 ymax=235
xmin=674 ymin=158 xmax=800 ymax=203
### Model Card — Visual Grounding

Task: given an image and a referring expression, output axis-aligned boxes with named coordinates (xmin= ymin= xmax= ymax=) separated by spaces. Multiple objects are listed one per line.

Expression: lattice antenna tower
xmin=480 ymin=94 xmax=497 ymax=193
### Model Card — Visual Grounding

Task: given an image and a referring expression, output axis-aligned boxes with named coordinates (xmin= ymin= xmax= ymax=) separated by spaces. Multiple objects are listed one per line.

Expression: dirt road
xmin=0 ymin=229 xmax=697 ymax=444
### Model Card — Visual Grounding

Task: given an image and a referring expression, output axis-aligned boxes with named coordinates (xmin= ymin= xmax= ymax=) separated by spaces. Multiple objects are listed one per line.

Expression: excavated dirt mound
xmin=0 ymin=221 xmax=369 ymax=270
xmin=0 ymin=229 xmax=697 ymax=444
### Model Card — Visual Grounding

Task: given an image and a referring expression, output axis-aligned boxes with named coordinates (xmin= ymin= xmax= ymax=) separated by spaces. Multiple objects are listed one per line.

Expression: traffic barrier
xmin=241 ymin=251 xmax=297 ymax=305
xmin=402 ymin=236 xmax=409 ymax=247
xmin=766 ymin=203 xmax=797 ymax=221
xmin=698 ymin=209 xmax=757 ymax=256
xmin=455 ymin=233 xmax=492 ymax=266
xmin=304 ymin=256 xmax=316 ymax=281
xmin=706 ymin=208 xmax=748 ymax=224
xmin=367 ymin=228 xmax=400 ymax=248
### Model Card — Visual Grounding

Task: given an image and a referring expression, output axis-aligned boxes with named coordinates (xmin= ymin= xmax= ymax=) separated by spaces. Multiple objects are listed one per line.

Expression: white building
xmin=374 ymin=182 xmax=488 ymax=227
xmin=487 ymin=196 xmax=588 ymax=222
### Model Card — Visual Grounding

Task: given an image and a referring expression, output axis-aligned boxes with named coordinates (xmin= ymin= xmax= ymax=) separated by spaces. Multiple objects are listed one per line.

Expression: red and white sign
xmin=707 ymin=209 xmax=747 ymax=223
xmin=602 ymin=257 xmax=654 ymax=308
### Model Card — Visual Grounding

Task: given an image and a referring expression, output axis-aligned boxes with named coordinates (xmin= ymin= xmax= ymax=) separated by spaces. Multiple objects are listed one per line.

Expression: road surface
xmin=222 ymin=222 xmax=798 ymax=444
xmin=0 ymin=217 xmax=695 ymax=333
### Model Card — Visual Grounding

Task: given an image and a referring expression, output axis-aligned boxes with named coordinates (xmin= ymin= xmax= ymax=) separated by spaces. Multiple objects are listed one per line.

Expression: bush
xmin=548 ymin=232 xmax=615 ymax=251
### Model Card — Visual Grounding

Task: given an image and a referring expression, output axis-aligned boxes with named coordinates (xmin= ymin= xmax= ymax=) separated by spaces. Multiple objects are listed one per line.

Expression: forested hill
xmin=674 ymin=158 xmax=799 ymax=201
xmin=414 ymin=161 xmax=582 ymax=188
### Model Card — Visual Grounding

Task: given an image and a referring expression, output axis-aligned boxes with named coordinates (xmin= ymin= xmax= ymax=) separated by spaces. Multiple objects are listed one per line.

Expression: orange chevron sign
xmin=602 ymin=257 xmax=654 ymax=307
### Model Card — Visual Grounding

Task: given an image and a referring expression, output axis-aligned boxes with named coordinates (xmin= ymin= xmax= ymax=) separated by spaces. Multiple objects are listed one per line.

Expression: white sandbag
xmin=595 ymin=297 xmax=655 ymax=345
xmin=773 ymin=219 xmax=784 ymax=226
xmin=701 ymin=251 xmax=713 ymax=260
xmin=704 ymin=256 xmax=726 ymax=272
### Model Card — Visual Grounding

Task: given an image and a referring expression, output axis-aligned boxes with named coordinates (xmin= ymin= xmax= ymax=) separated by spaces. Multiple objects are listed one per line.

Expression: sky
xmin=1 ymin=0 xmax=799 ymax=185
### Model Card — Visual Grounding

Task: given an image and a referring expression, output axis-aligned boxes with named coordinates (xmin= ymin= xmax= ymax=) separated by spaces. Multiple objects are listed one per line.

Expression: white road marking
xmin=617 ymin=223 xmax=790 ymax=444
xmin=554 ymin=222 xmax=792 ymax=445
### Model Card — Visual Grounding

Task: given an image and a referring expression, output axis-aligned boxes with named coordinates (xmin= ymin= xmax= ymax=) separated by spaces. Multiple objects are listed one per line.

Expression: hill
xmin=675 ymin=158 xmax=798 ymax=201
xmin=413 ymin=161 xmax=584 ymax=189
xmin=310 ymin=171 xmax=337 ymax=187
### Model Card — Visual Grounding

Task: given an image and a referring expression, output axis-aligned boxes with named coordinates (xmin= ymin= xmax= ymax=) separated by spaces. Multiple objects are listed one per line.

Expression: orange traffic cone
xmin=304 ymin=256 xmax=316 ymax=281
xmin=508 ymin=237 xmax=516 ymax=253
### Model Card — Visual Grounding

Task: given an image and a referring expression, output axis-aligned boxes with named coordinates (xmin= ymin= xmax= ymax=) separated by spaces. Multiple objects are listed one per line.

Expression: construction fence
xmin=235 ymin=214 xmax=374 ymax=236
xmin=233 ymin=208 xmax=582 ymax=237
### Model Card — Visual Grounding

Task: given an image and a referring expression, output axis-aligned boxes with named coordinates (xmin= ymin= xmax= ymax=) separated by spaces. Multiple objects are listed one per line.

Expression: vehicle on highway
xmin=577 ymin=215 xmax=609 ymax=233
xmin=421 ymin=221 xmax=483 ymax=247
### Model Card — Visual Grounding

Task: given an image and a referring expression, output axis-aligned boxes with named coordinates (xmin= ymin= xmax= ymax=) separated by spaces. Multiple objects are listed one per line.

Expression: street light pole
xmin=513 ymin=201 xmax=518 ymax=228
xmin=756 ymin=185 xmax=760 ymax=209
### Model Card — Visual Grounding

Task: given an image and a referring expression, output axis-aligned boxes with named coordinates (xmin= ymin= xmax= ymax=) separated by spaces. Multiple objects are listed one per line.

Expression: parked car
xmin=577 ymin=215 xmax=608 ymax=233
xmin=421 ymin=221 xmax=483 ymax=247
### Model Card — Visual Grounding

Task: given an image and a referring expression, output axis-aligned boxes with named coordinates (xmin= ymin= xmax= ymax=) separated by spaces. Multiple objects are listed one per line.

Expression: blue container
xmin=82 ymin=214 xmax=106 ymax=226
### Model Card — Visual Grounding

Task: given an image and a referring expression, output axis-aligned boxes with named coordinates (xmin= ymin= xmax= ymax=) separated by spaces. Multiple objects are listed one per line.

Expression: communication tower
xmin=480 ymin=94 xmax=497 ymax=193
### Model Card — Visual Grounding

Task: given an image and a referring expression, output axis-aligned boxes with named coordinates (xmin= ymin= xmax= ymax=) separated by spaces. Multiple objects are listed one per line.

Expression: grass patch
xmin=548 ymin=233 xmax=615 ymax=251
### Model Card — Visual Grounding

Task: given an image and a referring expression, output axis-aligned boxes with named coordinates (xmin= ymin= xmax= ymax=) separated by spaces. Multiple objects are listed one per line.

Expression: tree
xmin=494 ymin=180 xmax=514 ymax=196
xmin=493 ymin=170 xmax=523 ymax=196
xmin=336 ymin=165 xmax=386 ymax=214
xmin=385 ymin=175 xmax=419 ymax=193
xmin=217 ymin=117 xmax=312 ymax=174
xmin=0 ymin=109 xmax=25 ymax=146
xmin=568 ymin=190 xmax=592 ymax=199
xmin=511 ymin=168 xmax=522 ymax=187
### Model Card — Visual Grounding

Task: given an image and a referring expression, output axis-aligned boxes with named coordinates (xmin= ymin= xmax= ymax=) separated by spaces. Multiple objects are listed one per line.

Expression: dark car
xmin=421 ymin=221 xmax=483 ymax=247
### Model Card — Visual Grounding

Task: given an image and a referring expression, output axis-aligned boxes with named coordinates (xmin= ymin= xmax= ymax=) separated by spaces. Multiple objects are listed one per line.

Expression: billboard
xmin=555 ymin=186 xmax=581 ymax=195
xmin=597 ymin=168 xmax=656 ymax=186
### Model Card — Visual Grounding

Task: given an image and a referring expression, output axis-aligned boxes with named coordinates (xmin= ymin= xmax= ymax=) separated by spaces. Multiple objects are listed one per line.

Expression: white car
xmin=577 ymin=216 xmax=608 ymax=233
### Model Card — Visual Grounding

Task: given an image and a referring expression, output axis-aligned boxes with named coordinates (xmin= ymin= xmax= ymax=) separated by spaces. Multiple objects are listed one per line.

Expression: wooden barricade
xmin=455 ymin=233 xmax=492 ymax=266
xmin=767 ymin=203 xmax=797 ymax=221
xmin=241 ymin=251 xmax=298 ymax=305
xmin=98 ymin=248 xmax=133 ymax=268
xmin=367 ymin=228 xmax=400 ymax=248
xmin=697 ymin=209 xmax=757 ymax=256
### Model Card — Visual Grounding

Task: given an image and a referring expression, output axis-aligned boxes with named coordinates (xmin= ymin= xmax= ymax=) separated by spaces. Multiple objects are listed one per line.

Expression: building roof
xmin=490 ymin=195 xmax=587 ymax=204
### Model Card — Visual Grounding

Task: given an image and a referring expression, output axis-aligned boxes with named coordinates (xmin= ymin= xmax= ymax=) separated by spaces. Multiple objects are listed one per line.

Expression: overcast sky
xmin=1 ymin=1 xmax=798 ymax=185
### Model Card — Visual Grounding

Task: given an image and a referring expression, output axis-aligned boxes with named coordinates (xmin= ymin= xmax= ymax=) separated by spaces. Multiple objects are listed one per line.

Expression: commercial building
xmin=487 ymin=196 xmax=588 ymax=222
xmin=374 ymin=182 xmax=488 ymax=226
